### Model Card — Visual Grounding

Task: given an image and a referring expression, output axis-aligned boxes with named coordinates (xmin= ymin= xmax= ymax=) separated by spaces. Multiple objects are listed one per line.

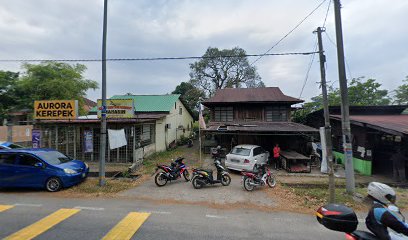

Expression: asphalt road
xmin=0 ymin=192 xmax=352 ymax=240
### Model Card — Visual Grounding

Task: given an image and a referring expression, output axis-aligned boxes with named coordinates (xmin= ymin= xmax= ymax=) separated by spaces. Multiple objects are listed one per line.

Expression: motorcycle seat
xmin=195 ymin=168 xmax=213 ymax=174
xmin=352 ymin=230 xmax=378 ymax=240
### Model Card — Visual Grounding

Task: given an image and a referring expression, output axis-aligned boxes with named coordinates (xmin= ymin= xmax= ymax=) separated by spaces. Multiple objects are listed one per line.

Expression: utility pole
xmin=99 ymin=0 xmax=108 ymax=187
xmin=333 ymin=0 xmax=355 ymax=194
xmin=314 ymin=27 xmax=335 ymax=203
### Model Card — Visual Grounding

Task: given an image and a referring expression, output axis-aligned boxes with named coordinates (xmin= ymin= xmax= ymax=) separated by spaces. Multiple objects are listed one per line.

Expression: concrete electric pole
xmin=99 ymin=0 xmax=108 ymax=187
xmin=314 ymin=27 xmax=335 ymax=203
xmin=333 ymin=0 xmax=355 ymax=194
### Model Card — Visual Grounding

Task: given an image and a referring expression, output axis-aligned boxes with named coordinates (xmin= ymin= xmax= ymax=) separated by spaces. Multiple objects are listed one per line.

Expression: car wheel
xmin=45 ymin=177 xmax=62 ymax=192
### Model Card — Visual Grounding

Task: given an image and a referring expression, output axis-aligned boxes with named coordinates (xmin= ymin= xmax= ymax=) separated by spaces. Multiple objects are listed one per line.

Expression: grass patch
xmin=141 ymin=147 xmax=201 ymax=174
xmin=57 ymin=177 xmax=146 ymax=197
xmin=87 ymin=162 xmax=130 ymax=173
xmin=281 ymin=183 xmax=408 ymax=211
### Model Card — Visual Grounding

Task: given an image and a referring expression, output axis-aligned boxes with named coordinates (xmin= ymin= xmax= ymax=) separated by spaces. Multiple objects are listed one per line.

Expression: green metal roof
xmin=101 ymin=94 xmax=181 ymax=112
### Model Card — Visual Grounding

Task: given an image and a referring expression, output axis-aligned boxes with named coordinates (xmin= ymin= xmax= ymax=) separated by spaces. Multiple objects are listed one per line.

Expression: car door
xmin=258 ymin=147 xmax=268 ymax=164
xmin=14 ymin=154 xmax=48 ymax=188
xmin=252 ymin=147 xmax=262 ymax=163
xmin=0 ymin=153 xmax=18 ymax=187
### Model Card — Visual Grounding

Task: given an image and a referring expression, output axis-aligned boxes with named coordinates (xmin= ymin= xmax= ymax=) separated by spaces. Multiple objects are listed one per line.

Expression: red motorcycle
xmin=241 ymin=162 xmax=276 ymax=191
xmin=153 ymin=157 xmax=190 ymax=187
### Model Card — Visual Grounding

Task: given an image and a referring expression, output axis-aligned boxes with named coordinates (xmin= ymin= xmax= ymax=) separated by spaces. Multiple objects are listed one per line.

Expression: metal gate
xmin=36 ymin=123 xmax=155 ymax=163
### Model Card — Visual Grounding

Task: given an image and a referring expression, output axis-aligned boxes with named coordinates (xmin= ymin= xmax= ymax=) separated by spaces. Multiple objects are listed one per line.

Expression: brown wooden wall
xmin=209 ymin=103 xmax=292 ymax=122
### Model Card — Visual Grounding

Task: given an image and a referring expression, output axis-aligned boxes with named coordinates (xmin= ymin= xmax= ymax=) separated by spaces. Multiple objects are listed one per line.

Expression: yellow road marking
xmin=0 ymin=205 xmax=14 ymax=212
xmin=102 ymin=212 xmax=151 ymax=240
xmin=4 ymin=208 xmax=80 ymax=240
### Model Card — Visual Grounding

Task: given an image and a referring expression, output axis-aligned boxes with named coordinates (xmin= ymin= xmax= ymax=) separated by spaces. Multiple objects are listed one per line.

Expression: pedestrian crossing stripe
xmin=0 ymin=205 xmax=14 ymax=212
xmin=102 ymin=212 xmax=151 ymax=240
xmin=4 ymin=208 xmax=81 ymax=240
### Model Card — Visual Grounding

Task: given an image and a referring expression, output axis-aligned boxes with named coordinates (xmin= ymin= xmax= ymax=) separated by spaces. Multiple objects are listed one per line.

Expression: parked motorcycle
xmin=316 ymin=203 xmax=378 ymax=240
xmin=241 ymin=162 xmax=276 ymax=191
xmin=153 ymin=157 xmax=190 ymax=187
xmin=191 ymin=159 xmax=231 ymax=189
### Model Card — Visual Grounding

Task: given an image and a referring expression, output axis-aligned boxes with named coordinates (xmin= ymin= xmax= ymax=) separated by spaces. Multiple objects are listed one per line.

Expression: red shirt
xmin=273 ymin=146 xmax=280 ymax=158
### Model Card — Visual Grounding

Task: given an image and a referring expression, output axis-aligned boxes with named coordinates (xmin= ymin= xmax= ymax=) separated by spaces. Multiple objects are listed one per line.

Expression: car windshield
xmin=35 ymin=151 xmax=72 ymax=165
xmin=8 ymin=143 xmax=24 ymax=149
xmin=230 ymin=147 xmax=251 ymax=156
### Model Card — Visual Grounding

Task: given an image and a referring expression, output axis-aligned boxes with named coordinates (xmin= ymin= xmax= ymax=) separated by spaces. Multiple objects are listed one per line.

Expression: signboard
xmin=34 ymin=100 xmax=78 ymax=119
xmin=84 ymin=130 xmax=93 ymax=153
xmin=32 ymin=129 xmax=41 ymax=148
xmin=97 ymin=99 xmax=135 ymax=118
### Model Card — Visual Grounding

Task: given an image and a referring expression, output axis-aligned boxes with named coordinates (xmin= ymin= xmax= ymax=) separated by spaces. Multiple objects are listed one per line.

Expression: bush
xmin=178 ymin=135 xmax=189 ymax=145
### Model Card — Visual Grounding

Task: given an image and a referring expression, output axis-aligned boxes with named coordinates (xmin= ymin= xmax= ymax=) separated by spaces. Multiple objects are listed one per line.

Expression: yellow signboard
xmin=34 ymin=100 xmax=78 ymax=119
xmin=97 ymin=99 xmax=135 ymax=118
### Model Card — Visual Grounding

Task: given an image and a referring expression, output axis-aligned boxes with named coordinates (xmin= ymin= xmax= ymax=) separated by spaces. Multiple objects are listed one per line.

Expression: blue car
xmin=0 ymin=149 xmax=89 ymax=192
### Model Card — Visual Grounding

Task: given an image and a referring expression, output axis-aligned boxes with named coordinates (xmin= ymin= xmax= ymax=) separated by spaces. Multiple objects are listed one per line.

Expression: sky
xmin=0 ymin=0 xmax=407 ymax=104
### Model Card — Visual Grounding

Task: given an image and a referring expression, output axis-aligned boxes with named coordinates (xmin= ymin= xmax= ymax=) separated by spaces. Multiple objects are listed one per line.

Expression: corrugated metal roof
xmin=89 ymin=94 xmax=181 ymax=113
xmin=331 ymin=115 xmax=408 ymax=135
xmin=204 ymin=121 xmax=318 ymax=133
xmin=203 ymin=87 xmax=303 ymax=105
xmin=110 ymin=94 xmax=180 ymax=112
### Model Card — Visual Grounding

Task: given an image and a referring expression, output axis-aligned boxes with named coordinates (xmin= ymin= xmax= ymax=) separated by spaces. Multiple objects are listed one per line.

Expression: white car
xmin=225 ymin=144 xmax=269 ymax=172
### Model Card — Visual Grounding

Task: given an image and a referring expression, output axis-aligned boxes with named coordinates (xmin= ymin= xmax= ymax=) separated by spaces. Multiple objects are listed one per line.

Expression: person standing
xmin=391 ymin=148 xmax=407 ymax=183
xmin=273 ymin=144 xmax=281 ymax=170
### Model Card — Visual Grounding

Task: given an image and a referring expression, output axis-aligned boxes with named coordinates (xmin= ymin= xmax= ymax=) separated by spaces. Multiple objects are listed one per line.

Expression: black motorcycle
xmin=191 ymin=159 xmax=231 ymax=189
xmin=153 ymin=157 xmax=190 ymax=187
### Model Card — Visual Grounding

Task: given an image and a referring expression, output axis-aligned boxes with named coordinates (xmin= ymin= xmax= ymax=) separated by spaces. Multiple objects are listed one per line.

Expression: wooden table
xmin=280 ymin=150 xmax=311 ymax=173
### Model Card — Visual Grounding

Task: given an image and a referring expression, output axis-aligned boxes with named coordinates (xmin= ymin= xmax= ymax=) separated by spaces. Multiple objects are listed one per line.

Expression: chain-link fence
xmin=36 ymin=123 xmax=155 ymax=164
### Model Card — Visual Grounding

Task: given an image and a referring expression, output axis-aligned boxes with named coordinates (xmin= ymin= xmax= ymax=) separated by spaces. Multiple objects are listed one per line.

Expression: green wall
xmin=333 ymin=151 xmax=372 ymax=176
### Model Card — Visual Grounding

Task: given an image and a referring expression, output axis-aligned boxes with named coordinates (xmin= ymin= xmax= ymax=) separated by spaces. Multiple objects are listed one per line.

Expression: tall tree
xmin=0 ymin=71 xmax=19 ymax=122
xmin=189 ymin=47 xmax=264 ymax=97
xmin=15 ymin=62 xmax=98 ymax=115
xmin=172 ymin=82 xmax=205 ymax=116
xmin=293 ymin=77 xmax=390 ymax=123
xmin=394 ymin=76 xmax=408 ymax=104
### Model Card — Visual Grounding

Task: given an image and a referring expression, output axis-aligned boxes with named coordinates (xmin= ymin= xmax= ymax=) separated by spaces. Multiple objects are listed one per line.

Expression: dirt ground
xmin=85 ymin=141 xmax=406 ymax=213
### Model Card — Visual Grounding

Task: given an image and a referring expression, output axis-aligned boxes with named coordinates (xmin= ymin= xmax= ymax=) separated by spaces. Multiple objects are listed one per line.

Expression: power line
xmin=299 ymin=42 xmax=318 ymax=99
xmin=251 ymin=0 xmax=327 ymax=65
xmin=322 ymin=0 xmax=332 ymax=27
xmin=297 ymin=0 xmax=331 ymax=100
xmin=0 ymin=51 xmax=319 ymax=63
xmin=324 ymin=31 xmax=353 ymax=80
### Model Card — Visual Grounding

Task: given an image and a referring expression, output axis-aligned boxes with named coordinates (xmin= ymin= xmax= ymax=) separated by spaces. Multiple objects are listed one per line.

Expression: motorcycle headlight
xmin=64 ymin=168 xmax=77 ymax=174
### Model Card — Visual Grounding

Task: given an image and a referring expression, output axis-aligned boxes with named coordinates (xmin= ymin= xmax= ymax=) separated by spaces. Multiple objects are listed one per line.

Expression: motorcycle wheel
xmin=267 ymin=174 xmax=276 ymax=188
xmin=221 ymin=174 xmax=231 ymax=186
xmin=192 ymin=176 xmax=204 ymax=189
xmin=154 ymin=172 xmax=168 ymax=187
xmin=243 ymin=176 xmax=255 ymax=191
xmin=183 ymin=170 xmax=190 ymax=182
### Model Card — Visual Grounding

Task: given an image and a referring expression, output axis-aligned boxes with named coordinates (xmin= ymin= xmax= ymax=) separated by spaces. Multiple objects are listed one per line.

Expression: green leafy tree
xmin=189 ymin=47 xmax=264 ymax=97
xmin=293 ymin=77 xmax=390 ymax=123
xmin=0 ymin=71 xmax=19 ymax=122
xmin=172 ymin=82 xmax=205 ymax=116
xmin=394 ymin=76 xmax=408 ymax=104
xmin=15 ymin=62 xmax=98 ymax=115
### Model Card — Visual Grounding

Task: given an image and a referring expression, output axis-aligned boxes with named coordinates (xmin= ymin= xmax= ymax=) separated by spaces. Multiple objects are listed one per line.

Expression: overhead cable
xmin=251 ymin=0 xmax=327 ymax=65
xmin=0 ymin=51 xmax=319 ymax=63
